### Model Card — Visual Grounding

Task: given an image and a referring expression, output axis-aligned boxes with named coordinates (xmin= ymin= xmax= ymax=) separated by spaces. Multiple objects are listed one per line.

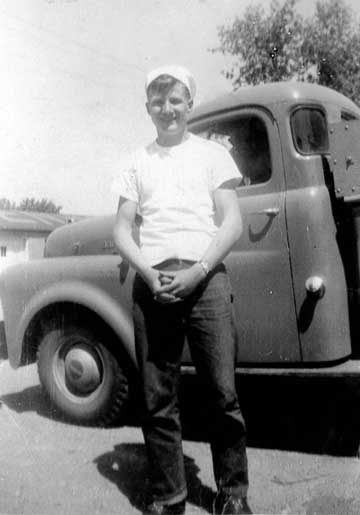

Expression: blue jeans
xmin=133 ymin=263 xmax=248 ymax=505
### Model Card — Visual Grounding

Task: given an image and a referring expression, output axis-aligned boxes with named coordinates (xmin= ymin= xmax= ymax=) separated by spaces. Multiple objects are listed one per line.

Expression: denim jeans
xmin=133 ymin=263 xmax=248 ymax=505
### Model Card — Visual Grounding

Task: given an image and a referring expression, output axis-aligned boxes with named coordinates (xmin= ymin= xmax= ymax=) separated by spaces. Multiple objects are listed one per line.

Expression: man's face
xmin=146 ymin=82 xmax=192 ymax=142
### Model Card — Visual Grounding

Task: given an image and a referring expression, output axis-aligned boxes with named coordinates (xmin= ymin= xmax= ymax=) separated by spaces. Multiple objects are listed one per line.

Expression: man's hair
xmin=146 ymin=74 xmax=190 ymax=101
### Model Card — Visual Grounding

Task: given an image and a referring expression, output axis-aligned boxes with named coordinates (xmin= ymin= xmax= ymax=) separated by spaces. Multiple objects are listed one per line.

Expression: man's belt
xmin=153 ymin=259 xmax=196 ymax=271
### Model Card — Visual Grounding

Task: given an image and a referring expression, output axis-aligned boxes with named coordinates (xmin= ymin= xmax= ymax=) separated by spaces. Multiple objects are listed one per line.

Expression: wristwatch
xmin=197 ymin=259 xmax=210 ymax=276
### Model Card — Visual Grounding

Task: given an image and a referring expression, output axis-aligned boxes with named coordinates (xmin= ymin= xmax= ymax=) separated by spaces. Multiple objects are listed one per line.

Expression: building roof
xmin=0 ymin=210 xmax=87 ymax=233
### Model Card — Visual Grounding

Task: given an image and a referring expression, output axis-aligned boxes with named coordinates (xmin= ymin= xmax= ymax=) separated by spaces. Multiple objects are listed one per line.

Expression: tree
xmin=0 ymin=197 xmax=62 ymax=213
xmin=214 ymin=0 xmax=305 ymax=87
xmin=0 ymin=198 xmax=16 ymax=210
xmin=302 ymin=0 xmax=360 ymax=101
xmin=18 ymin=197 xmax=62 ymax=214
xmin=213 ymin=0 xmax=360 ymax=104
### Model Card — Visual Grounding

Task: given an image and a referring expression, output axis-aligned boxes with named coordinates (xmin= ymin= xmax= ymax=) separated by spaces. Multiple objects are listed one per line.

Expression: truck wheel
xmin=37 ymin=325 xmax=130 ymax=425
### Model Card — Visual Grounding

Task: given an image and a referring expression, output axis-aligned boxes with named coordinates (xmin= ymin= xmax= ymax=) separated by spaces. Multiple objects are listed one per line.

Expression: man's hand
xmin=144 ymin=268 xmax=180 ymax=304
xmin=158 ymin=264 xmax=206 ymax=299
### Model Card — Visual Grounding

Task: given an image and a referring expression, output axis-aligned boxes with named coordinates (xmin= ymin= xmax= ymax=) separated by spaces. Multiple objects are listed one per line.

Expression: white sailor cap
xmin=145 ymin=65 xmax=196 ymax=100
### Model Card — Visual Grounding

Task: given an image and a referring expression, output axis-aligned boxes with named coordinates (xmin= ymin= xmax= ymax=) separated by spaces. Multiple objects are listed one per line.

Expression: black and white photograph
xmin=1 ymin=1 xmax=360 ymax=514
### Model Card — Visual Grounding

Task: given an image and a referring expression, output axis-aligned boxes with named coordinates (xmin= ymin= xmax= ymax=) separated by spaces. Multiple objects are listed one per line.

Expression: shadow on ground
xmin=93 ymin=375 xmax=360 ymax=514
xmin=94 ymin=443 xmax=214 ymax=513
xmin=0 ymin=384 xmax=66 ymax=422
xmin=179 ymin=375 xmax=360 ymax=458
xmin=0 ymin=383 xmax=139 ymax=427
xmin=2 ymin=373 xmax=360 ymax=456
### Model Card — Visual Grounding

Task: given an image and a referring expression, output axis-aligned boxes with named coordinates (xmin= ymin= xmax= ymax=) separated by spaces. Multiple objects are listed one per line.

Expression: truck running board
xmin=182 ymin=360 xmax=360 ymax=378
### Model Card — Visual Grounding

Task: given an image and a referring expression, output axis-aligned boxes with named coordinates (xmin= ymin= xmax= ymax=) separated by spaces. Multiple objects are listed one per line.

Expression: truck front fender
xmin=0 ymin=256 xmax=136 ymax=369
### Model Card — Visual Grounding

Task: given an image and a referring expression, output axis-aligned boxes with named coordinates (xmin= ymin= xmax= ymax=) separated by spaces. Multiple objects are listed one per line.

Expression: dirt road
xmin=1 ymin=361 xmax=360 ymax=514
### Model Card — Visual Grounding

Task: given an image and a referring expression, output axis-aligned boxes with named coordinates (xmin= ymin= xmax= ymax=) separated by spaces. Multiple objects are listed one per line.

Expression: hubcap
xmin=64 ymin=343 xmax=103 ymax=395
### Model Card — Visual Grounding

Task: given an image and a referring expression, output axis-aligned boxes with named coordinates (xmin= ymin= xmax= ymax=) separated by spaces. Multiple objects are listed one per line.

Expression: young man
xmin=112 ymin=66 xmax=251 ymax=515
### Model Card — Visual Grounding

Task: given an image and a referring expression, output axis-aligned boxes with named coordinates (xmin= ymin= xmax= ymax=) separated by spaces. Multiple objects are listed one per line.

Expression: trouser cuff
xmin=219 ymin=484 xmax=249 ymax=498
xmin=153 ymin=487 xmax=187 ymax=506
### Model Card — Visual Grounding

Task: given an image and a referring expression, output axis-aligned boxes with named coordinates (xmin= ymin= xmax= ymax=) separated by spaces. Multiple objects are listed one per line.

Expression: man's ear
xmin=187 ymin=99 xmax=193 ymax=111
xmin=145 ymin=101 xmax=150 ymax=115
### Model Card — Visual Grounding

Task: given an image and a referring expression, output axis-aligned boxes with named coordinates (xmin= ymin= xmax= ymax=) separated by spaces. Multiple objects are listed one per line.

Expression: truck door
xmin=191 ymin=109 xmax=300 ymax=363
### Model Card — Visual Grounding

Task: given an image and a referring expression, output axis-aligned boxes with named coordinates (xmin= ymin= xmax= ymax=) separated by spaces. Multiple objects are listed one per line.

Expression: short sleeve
xmin=111 ymin=153 xmax=139 ymax=203
xmin=210 ymin=144 xmax=243 ymax=191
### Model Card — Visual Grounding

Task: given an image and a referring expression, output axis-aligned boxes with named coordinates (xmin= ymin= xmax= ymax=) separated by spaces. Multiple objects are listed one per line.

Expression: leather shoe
xmin=143 ymin=499 xmax=186 ymax=515
xmin=213 ymin=492 xmax=252 ymax=514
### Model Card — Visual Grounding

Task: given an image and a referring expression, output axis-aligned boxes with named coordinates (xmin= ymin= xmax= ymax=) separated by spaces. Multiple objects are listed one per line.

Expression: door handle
xmin=252 ymin=207 xmax=280 ymax=216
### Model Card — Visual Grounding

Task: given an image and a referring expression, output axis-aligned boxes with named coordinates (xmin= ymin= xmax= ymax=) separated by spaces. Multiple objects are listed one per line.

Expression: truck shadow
xmin=94 ymin=443 xmax=214 ymax=514
xmin=2 ymin=374 xmax=360 ymax=456
xmin=0 ymin=384 xmax=66 ymax=422
xmin=179 ymin=375 xmax=360 ymax=458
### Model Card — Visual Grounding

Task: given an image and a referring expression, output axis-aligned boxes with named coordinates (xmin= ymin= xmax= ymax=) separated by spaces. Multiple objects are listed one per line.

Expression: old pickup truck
xmin=1 ymin=81 xmax=360 ymax=425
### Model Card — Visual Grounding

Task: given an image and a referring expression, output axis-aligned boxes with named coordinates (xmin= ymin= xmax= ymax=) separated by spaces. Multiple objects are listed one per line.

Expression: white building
xmin=0 ymin=210 xmax=84 ymax=322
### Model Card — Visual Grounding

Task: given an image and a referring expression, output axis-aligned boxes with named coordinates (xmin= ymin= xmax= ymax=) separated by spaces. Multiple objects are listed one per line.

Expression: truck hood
xmin=45 ymin=215 xmax=117 ymax=257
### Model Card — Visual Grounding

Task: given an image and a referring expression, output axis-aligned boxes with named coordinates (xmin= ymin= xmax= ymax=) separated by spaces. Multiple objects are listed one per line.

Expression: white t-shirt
xmin=112 ymin=133 xmax=242 ymax=266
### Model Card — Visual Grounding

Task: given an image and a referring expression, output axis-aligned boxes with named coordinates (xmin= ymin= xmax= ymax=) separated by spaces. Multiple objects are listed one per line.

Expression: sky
xmin=1 ymin=0 xmax=360 ymax=216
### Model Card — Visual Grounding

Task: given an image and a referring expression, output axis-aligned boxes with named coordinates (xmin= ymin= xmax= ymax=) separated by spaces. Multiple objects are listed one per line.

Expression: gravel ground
xmin=1 ymin=361 xmax=360 ymax=515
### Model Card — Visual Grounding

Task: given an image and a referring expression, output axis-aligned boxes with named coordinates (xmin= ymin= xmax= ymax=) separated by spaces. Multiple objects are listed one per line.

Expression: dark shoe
xmin=143 ymin=499 xmax=186 ymax=515
xmin=213 ymin=492 xmax=252 ymax=514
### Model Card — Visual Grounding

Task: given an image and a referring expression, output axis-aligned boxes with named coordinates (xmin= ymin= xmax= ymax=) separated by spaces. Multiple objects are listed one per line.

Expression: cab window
xmin=195 ymin=116 xmax=271 ymax=186
xmin=291 ymin=108 xmax=328 ymax=154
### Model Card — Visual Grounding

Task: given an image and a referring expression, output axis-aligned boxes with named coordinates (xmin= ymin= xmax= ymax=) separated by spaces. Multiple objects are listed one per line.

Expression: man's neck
xmin=156 ymin=130 xmax=189 ymax=148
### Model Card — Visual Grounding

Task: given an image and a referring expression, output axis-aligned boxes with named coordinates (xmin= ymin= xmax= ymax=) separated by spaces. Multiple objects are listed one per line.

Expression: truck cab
xmin=1 ymin=81 xmax=360 ymax=425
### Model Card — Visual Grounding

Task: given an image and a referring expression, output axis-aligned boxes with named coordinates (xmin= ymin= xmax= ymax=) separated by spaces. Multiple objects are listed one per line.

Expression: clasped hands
xmin=149 ymin=265 xmax=205 ymax=304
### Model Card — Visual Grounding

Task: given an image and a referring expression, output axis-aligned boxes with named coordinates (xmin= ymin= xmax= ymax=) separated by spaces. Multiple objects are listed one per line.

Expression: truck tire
xmin=37 ymin=324 xmax=130 ymax=425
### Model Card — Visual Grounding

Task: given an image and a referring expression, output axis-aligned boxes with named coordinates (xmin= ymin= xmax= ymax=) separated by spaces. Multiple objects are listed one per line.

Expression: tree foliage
xmin=302 ymin=0 xmax=360 ymax=100
xmin=0 ymin=197 xmax=62 ymax=214
xmin=213 ymin=0 xmax=360 ymax=104
xmin=18 ymin=197 xmax=62 ymax=214
xmin=0 ymin=198 xmax=16 ymax=210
